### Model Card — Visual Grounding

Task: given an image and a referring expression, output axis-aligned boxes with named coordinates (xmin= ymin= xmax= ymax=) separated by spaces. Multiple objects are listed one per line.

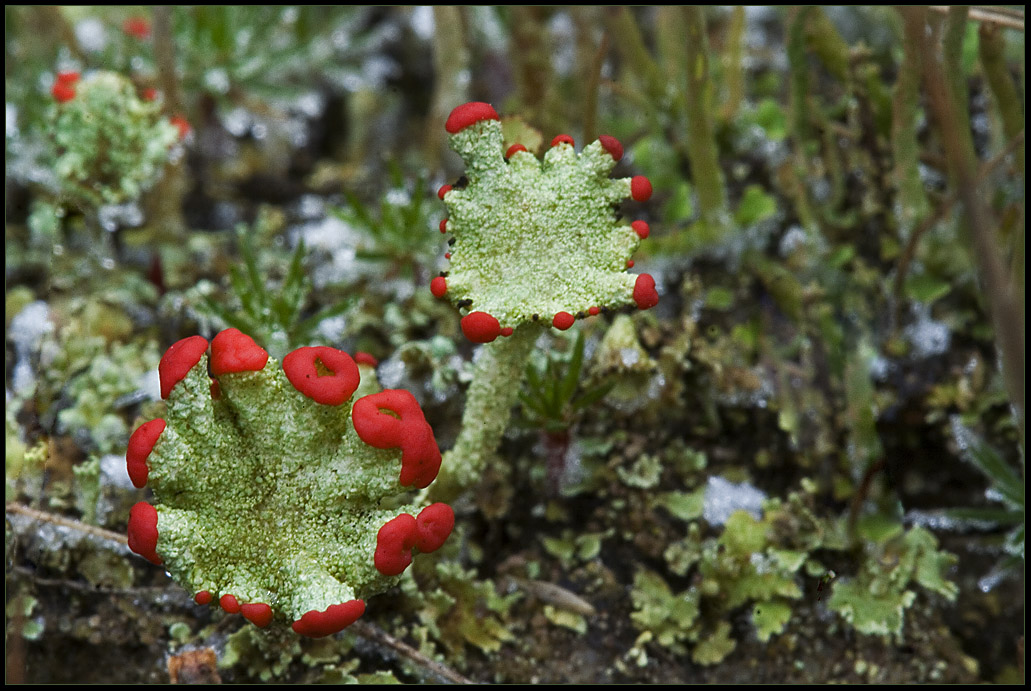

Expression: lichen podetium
xmin=427 ymin=102 xmax=659 ymax=500
xmin=432 ymin=101 xmax=658 ymax=343
xmin=126 ymin=329 xmax=454 ymax=637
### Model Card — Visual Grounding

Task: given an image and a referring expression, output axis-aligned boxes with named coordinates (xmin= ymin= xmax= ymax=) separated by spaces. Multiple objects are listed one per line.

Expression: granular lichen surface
xmin=126 ymin=329 xmax=453 ymax=637
xmin=435 ymin=102 xmax=657 ymax=342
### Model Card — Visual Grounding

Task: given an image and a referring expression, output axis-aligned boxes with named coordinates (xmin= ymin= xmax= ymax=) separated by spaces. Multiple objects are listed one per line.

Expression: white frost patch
xmin=703 ymin=476 xmax=766 ymax=526
xmin=75 ymin=18 xmax=107 ymax=53
xmin=9 ymin=301 xmax=54 ymax=394
xmin=903 ymin=304 xmax=950 ymax=359
xmin=409 ymin=6 xmax=435 ymax=40
xmin=101 ymin=453 xmax=136 ymax=491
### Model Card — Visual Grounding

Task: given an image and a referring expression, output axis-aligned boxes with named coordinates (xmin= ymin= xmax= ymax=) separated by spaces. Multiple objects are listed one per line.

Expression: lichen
xmin=126 ymin=329 xmax=454 ymax=636
xmin=433 ymin=102 xmax=658 ymax=343
xmin=47 ymin=71 xmax=179 ymax=209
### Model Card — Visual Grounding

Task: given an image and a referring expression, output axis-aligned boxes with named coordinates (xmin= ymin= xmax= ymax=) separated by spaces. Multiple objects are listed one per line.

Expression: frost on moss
xmin=126 ymin=330 xmax=454 ymax=637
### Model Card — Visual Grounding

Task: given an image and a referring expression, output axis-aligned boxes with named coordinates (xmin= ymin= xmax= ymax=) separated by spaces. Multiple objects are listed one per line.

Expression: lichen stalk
xmin=430 ymin=324 xmax=539 ymax=502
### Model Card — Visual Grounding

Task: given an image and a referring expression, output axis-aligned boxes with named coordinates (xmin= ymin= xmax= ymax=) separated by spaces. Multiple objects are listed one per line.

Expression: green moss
xmin=828 ymin=526 xmax=958 ymax=637
xmin=629 ymin=568 xmax=700 ymax=654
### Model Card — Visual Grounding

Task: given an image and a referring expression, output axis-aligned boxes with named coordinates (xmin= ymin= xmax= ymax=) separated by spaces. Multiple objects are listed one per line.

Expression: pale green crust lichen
xmin=436 ymin=103 xmax=657 ymax=341
xmin=49 ymin=71 xmax=179 ymax=209
xmin=129 ymin=334 xmax=452 ymax=633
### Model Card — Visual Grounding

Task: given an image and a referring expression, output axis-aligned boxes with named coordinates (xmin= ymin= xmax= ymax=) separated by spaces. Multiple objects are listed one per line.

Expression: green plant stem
xmin=892 ymin=10 xmax=932 ymax=233
xmin=803 ymin=7 xmax=850 ymax=82
xmin=942 ymin=7 xmax=974 ymax=141
xmin=719 ymin=6 xmax=746 ymax=122
xmin=510 ymin=6 xmax=555 ymax=132
xmin=605 ymin=7 xmax=664 ymax=101
xmin=425 ymin=6 xmax=469 ymax=171
xmin=682 ymin=6 xmax=727 ymax=230
xmin=912 ymin=6 xmax=1025 ymax=443
xmin=977 ymin=22 xmax=1025 ymax=177
xmin=429 ymin=324 xmax=539 ymax=502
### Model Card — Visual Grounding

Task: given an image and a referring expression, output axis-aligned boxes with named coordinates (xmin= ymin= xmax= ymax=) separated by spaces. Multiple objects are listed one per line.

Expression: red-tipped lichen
xmin=445 ymin=101 xmax=499 ymax=134
xmin=159 ymin=335 xmax=209 ymax=399
xmin=126 ymin=418 xmax=165 ymax=488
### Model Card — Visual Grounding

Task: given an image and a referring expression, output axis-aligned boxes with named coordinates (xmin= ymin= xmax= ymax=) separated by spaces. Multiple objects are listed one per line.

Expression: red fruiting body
xmin=159 ymin=335 xmax=208 ymax=399
xmin=374 ymin=503 xmax=455 ymax=576
xmin=500 ymin=327 xmax=514 ymax=337
xmin=51 ymin=82 xmax=76 ymax=103
xmin=551 ymin=134 xmax=574 ymax=147
xmin=588 ymin=306 xmax=601 ymax=316
xmin=240 ymin=603 xmax=273 ymax=628
xmin=445 ymin=101 xmax=499 ymax=134
xmin=631 ymin=176 xmax=653 ymax=202
xmin=552 ymin=312 xmax=575 ymax=330
xmin=374 ymin=513 xmax=417 ymax=575
xmin=195 ymin=591 xmax=213 ymax=606
xmin=460 ymin=311 xmax=502 ymax=343
xmin=123 ymin=17 xmax=151 ymax=39
xmin=439 ymin=218 xmax=448 ymax=233
xmin=353 ymin=351 xmax=379 ymax=367
xmin=210 ymin=328 xmax=269 ymax=376
xmin=292 ymin=600 xmax=366 ymax=638
xmin=142 ymin=87 xmax=159 ymax=101
xmin=126 ymin=418 xmax=166 ymax=488
xmin=444 ymin=252 xmax=451 ymax=259
xmin=633 ymin=273 xmax=660 ymax=309
xmin=626 ymin=260 xmax=635 ymax=268
xmin=430 ymin=276 xmax=447 ymax=298
xmin=415 ymin=502 xmax=455 ymax=553
xmin=351 ymin=390 xmax=442 ymax=489
xmin=598 ymin=135 xmax=624 ymax=161
xmin=127 ymin=502 xmax=162 ymax=565
xmin=437 ymin=184 xmax=452 ymax=200
xmin=505 ymin=143 xmax=527 ymax=158
xmin=56 ymin=71 xmax=80 ymax=84
xmin=632 ymin=220 xmax=650 ymax=239
xmin=220 ymin=594 xmax=241 ymax=614
xmin=282 ymin=346 xmax=360 ymax=406
xmin=170 ymin=115 xmax=190 ymax=139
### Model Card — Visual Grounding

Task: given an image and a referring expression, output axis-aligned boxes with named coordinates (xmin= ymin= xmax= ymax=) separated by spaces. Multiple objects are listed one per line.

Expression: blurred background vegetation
xmin=5 ymin=6 xmax=1024 ymax=684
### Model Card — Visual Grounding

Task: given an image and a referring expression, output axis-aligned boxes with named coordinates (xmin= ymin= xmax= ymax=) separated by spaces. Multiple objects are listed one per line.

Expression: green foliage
xmin=630 ymin=568 xmax=700 ymax=653
xmin=330 ymin=166 xmax=442 ymax=280
xmin=945 ymin=419 xmax=1024 ymax=561
xmin=168 ymin=7 xmax=383 ymax=106
xmin=202 ymin=221 xmax=353 ymax=359
xmin=519 ymin=331 xmax=613 ymax=436
xmin=828 ymin=525 xmax=958 ymax=637
xmin=410 ymin=561 xmax=522 ymax=658
xmin=56 ymin=339 xmax=160 ymax=455
xmin=635 ymin=488 xmax=824 ymax=666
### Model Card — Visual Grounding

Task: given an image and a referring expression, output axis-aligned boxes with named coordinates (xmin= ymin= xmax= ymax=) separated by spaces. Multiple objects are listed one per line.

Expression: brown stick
xmin=6 ymin=502 xmax=129 ymax=546
xmin=928 ymin=6 xmax=1025 ymax=31
xmin=349 ymin=620 xmax=475 ymax=685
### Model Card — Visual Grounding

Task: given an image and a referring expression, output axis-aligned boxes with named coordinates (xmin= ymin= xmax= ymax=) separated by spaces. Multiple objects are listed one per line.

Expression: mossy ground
xmin=6 ymin=6 xmax=1023 ymax=684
